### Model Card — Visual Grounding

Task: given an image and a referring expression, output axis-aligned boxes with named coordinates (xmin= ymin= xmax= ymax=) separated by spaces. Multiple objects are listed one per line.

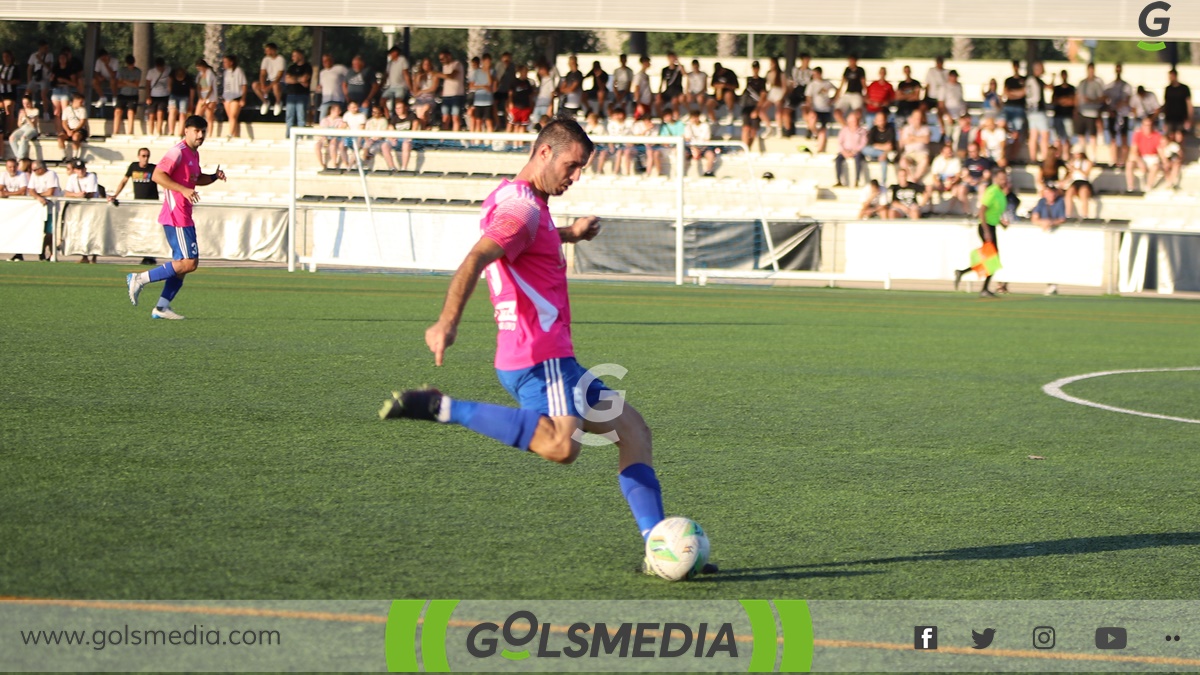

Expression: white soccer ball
xmin=645 ymin=517 xmax=710 ymax=581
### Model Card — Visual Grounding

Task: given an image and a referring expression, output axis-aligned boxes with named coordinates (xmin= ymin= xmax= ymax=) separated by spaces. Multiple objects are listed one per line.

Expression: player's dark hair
xmin=531 ymin=117 xmax=594 ymax=160
xmin=184 ymin=115 xmax=208 ymax=130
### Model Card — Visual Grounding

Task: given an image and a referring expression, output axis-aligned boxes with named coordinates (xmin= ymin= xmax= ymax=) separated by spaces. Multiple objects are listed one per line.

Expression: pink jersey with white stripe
xmin=157 ymin=141 xmax=201 ymax=227
xmin=480 ymin=179 xmax=574 ymax=371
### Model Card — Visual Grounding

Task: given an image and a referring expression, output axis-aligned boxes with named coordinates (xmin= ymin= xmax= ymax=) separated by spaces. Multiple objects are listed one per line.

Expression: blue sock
xmin=159 ymin=276 xmax=184 ymax=305
xmin=619 ymin=463 xmax=665 ymax=540
xmin=147 ymin=262 xmax=177 ymax=283
xmin=447 ymin=398 xmax=541 ymax=451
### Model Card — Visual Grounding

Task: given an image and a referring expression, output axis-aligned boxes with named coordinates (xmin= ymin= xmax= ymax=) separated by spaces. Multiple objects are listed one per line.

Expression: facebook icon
xmin=915 ymin=626 xmax=939 ymax=650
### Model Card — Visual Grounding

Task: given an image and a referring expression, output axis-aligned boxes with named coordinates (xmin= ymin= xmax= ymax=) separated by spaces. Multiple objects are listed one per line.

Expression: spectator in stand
xmin=1001 ymin=60 xmax=1026 ymax=165
xmin=942 ymin=70 xmax=966 ymax=122
xmin=533 ymin=60 xmax=559 ymax=125
xmin=1104 ymin=62 xmax=1134 ymax=168
xmin=63 ymin=158 xmax=99 ymax=200
xmin=957 ymin=142 xmax=995 ymax=210
xmin=611 ymin=54 xmax=633 ymax=114
xmin=221 ymin=55 xmax=248 ymax=138
xmin=859 ymin=180 xmax=886 ymax=218
xmin=1 ymin=158 xmax=28 ymax=198
xmin=252 ymin=43 xmax=286 ymax=117
xmin=1035 ymin=144 xmax=1066 ymax=193
xmin=1024 ymin=61 xmax=1052 ymax=164
xmin=1030 ymin=185 xmax=1066 ymax=232
xmin=711 ymin=62 xmax=739 ymax=125
xmin=143 ymin=57 xmax=170 ymax=136
xmin=741 ymin=61 xmax=767 ymax=150
xmin=631 ymin=109 xmax=656 ymax=171
xmin=949 ymin=113 xmax=975 ymax=157
xmin=898 ymin=110 xmax=931 ymax=181
xmin=26 ymin=42 xmax=53 ymax=121
xmin=895 ymin=66 xmax=922 ymax=121
xmin=283 ymin=50 xmax=312 ymax=138
xmin=632 ymin=56 xmax=653 ymax=120
xmin=804 ymin=66 xmax=835 ymax=153
xmin=1162 ymin=68 xmax=1193 ymax=135
xmin=835 ymin=54 xmax=866 ymax=126
xmin=166 ymin=67 xmax=195 ymax=137
xmin=652 ymin=107 xmax=685 ymax=176
xmin=558 ymin=55 xmax=584 ymax=119
xmin=759 ymin=56 xmax=788 ymax=138
xmin=108 ymin=146 xmax=158 ymax=208
xmin=91 ymin=49 xmax=117 ymax=112
xmin=834 ymin=110 xmax=867 ymax=187
xmin=1132 ymin=85 xmax=1160 ymax=126
xmin=346 ymin=54 xmax=379 ymax=111
xmin=683 ymin=109 xmax=715 ymax=176
xmin=863 ymin=110 xmax=895 ymax=185
xmin=57 ymin=93 xmax=87 ymax=161
xmin=787 ymin=53 xmax=813 ymax=137
xmin=469 ymin=54 xmax=496 ymax=134
xmin=493 ymin=52 xmax=515 ymax=129
xmin=50 ymin=49 xmax=81 ymax=136
xmin=1126 ymin=115 xmax=1165 ymax=191
xmin=194 ymin=59 xmax=218 ymax=132
xmin=383 ymin=100 xmax=416 ymax=171
xmin=1051 ymin=70 xmax=1076 ymax=155
xmin=607 ymin=106 xmax=635 ymax=175
xmin=865 ymin=67 xmax=894 ymax=118
xmin=342 ymin=99 xmax=367 ymax=158
xmin=0 ymin=50 xmax=18 ymax=135
xmin=317 ymin=53 xmax=348 ymax=120
xmin=1065 ymin=147 xmax=1095 ymax=218
xmin=924 ymin=56 xmax=949 ymax=134
xmin=978 ymin=115 xmax=1007 ymax=168
xmin=315 ymin=102 xmax=347 ymax=169
xmin=1076 ymin=63 xmax=1105 ymax=159
xmin=382 ymin=46 xmax=411 ymax=112
xmin=885 ymin=167 xmax=925 ymax=220
xmin=9 ymin=95 xmax=40 ymax=159
xmin=587 ymin=60 xmax=609 ymax=117
xmin=980 ymin=78 xmax=1001 ymax=118
xmin=658 ymin=52 xmax=685 ymax=116
xmin=1163 ymin=128 xmax=1186 ymax=190
xmin=411 ymin=58 xmax=438 ymax=128
xmin=361 ymin=103 xmax=390 ymax=164
xmin=506 ymin=63 xmax=534 ymax=133
xmin=17 ymin=160 xmax=59 ymax=261
xmin=683 ymin=60 xmax=708 ymax=120
xmin=583 ymin=112 xmax=609 ymax=173
xmin=926 ymin=143 xmax=963 ymax=211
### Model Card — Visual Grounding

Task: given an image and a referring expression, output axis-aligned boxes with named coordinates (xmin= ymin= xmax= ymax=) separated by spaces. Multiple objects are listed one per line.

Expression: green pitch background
xmin=2 ymin=265 xmax=1197 ymax=600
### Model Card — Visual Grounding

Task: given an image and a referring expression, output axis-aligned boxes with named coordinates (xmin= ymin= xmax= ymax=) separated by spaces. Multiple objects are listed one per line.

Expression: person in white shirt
xmin=0 ymin=158 xmax=28 ymax=198
xmin=221 ymin=54 xmax=248 ymax=138
xmin=924 ymin=56 xmax=948 ymax=133
xmin=342 ymin=99 xmax=367 ymax=155
xmin=193 ymin=59 xmax=219 ymax=130
xmin=26 ymin=42 xmax=53 ymax=119
xmin=91 ymin=49 xmax=118 ymax=110
xmin=253 ymin=42 xmax=287 ymax=117
xmin=1104 ymin=62 xmax=1134 ymax=168
xmin=317 ymin=53 xmax=349 ymax=120
xmin=632 ymin=56 xmax=653 ymax=120
xmin=144 ymin=57 xmax=171 ymax=136
xmin=436 ymin=49 xmax=465 ymax=132
xmin=9 ymin=95 xmax=40 ymax=160
xmin=315 ymin=102 xmax=348 ymax=170
xmin=57 ymin=93 xmax=88 ymax=161
xmin=1132 ymin=85 xmax=1161 ymax=123
xmin=584 ymin=112 xmax=609 ymax=173
xmin=925 ymin=143 xmax=964 ymax=210
xmin=16 ymin=161 xmax=60 ymax=261
xmin=611 ymin=54 xmax=634 ymax=114
xmin=533 ymin=61 xmax=558 ymax=124
xmin=63 ymin=160 xmax=99 ymax=262
xmin=606 ymin=107 xmax=636 ymax=175
xmin=468 ymin=54 xmax=496 ymax=134
xmin=684 ymin=60 xmax=708 ymax=120
xmin=382 ymin=46 xmax=411 ymax=111
xmin=683 ymin=110 xmax=715 ymax=176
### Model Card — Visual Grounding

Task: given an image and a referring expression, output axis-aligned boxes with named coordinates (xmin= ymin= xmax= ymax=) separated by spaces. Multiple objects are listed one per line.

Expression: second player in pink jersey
xmin=381 ymin=118 xmax=716 ymax=577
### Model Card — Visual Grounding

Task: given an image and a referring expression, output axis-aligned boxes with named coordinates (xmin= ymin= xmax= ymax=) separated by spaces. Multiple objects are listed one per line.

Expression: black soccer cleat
xmin=700 ymin=562 xmax=719 ymax=574
xmin=379 ymin=389 xmax=443 ymax=421
xmin=953 ymin=269 xmax=965 ymax=291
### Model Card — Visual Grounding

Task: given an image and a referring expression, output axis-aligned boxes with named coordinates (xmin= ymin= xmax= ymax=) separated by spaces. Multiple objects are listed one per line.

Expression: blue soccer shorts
xmin=164 ymin=225 xmax=199 ymax=260
xmin=496 ymin=357 xmax=612 ymax=418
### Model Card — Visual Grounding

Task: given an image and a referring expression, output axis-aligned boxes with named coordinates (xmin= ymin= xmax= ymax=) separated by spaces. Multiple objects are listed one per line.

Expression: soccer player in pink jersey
xmin=124 ymin=115 xmax=225 ymax=319
xmin=381 ymin=118 xmax=714 ymax=576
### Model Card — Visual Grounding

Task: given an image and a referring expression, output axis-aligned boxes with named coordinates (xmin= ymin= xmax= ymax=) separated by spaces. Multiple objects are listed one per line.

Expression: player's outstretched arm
xmin=426 ymin=237 xmax=505 ymax=366
xmin=557 ymin=215 xmax=601 ymax=243
xmin=195 ymin=167 xmax=226 ymax=186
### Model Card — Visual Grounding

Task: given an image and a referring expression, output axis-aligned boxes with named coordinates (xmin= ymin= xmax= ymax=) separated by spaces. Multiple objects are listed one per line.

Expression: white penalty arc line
xmin=1042 ymin=367 xmax=1200 ymax=425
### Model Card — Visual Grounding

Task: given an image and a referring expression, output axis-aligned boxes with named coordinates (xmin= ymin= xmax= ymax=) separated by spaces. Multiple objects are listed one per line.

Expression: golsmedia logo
xmin=466 ymin=610 xmax=739 ymax=660
xmin=1138 ymin=1 xmax=1171 ymax=51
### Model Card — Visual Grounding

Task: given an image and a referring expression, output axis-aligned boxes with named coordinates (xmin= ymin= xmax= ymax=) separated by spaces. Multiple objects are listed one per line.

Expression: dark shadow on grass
xmin=694 ymin=569 xmax=885 ymax=583
xmin=796 ymin=532 xmax=1200 ymax=568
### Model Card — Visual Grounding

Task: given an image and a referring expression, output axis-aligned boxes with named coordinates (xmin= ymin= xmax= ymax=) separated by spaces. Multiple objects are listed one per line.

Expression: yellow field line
xmin=5 ymin=597 xmax=1200 ymax=667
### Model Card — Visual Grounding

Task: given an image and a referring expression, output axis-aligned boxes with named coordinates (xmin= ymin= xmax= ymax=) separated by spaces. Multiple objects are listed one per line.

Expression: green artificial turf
xmin=2 ymin=264 xmax=1198 ymax=601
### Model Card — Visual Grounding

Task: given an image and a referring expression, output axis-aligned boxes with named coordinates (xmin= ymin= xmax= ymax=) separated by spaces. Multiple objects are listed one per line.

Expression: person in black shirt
xmin=506 ymin=63 xmax=534 ymax=133
xmin=587 ymin=60 xmax=608 ymax=117
xmin=740 ymin=61 xmax=766 ymax=148
xmin=711 ymin=62 xmax=739 ymax=122
xmin=863 ymin=111 xmax=896 ymax=186
xmin=658 ymin=51 xmax=684 ymax=115
xmin=494 ymin=52 xmax=515 ymax=128
xmin=1163 ymin=69 xmax=1193 ymax=135
xmin=895 ymin=66 xmax=922 ymax=120
xmin=835 ymin=55 xmax=866 ymax=126
xmin=284 ymin=49 xmax=312 ymax=137
xmin=955 ymin=142 xmax=995 ymax=207
xmin=1002 ymin=60 xmax=1026 ymax=164
xmin=108 ymin=147 xmax=159 ymax=264
xmin=886 ymin=167 xmax=925 ymax=220
xmin=167 ymin=67 xmax=194 ymax=136
xmin=1051 ymin=70 xmax=1076 ymax=156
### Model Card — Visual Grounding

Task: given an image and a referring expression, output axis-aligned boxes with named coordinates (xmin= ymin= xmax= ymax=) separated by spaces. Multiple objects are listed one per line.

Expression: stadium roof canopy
xmin=0 ymin=0 xmax=1196 ymax=41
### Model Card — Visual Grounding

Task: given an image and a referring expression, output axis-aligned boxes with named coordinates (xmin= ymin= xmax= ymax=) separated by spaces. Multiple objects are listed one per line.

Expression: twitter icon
xmin=972 ymin=628 xmax=996 ymax=649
